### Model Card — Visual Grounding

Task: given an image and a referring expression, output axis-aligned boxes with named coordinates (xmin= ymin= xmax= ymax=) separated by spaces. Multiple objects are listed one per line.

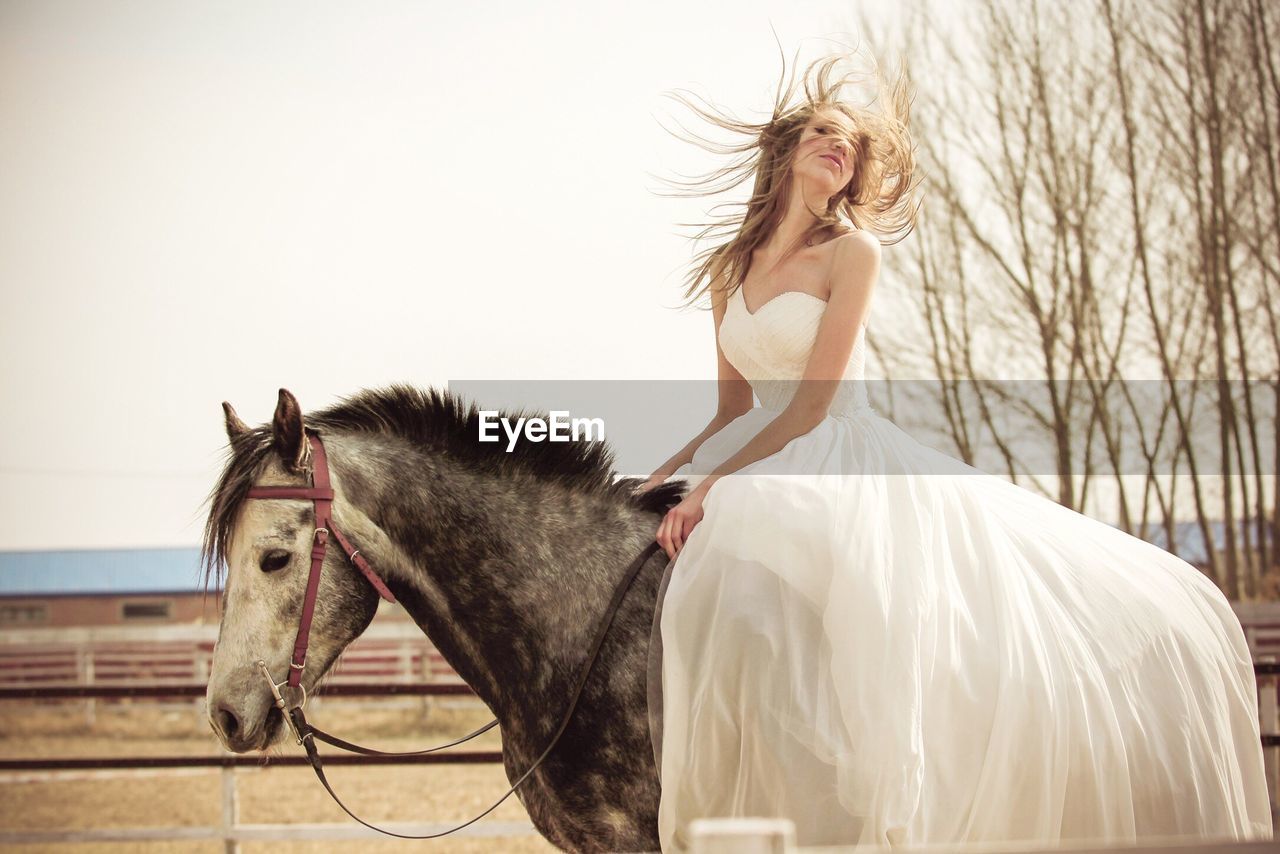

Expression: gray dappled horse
xmin=202 ymin=385 xmax=685 ymax=851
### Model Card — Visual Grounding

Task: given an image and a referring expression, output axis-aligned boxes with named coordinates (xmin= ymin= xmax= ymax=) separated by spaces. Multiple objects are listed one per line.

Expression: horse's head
xmin=203 ymin=389 xmax=380 ymax=752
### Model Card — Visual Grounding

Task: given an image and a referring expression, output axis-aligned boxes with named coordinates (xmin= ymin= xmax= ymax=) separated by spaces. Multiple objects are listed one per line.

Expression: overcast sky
xmin=0 ymin=0 xmax=916 ymax=551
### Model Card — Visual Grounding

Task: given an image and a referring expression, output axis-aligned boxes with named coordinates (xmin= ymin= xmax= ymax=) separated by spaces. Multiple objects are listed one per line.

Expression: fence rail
xmin=3 ymin=635 xmax=1280 ymax=850
xmin=0 ymin=679 xmax=518 ymax=851
xmin=0 ymin=753 xmax=501 ymax=770
xmin=0 ymin=682 xmax=476 ymax=699
xmin=0 ymin=622 xmax=457 ymax=689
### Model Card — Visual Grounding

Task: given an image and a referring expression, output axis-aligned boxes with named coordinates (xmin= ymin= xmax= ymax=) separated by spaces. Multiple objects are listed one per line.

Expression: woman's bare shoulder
xmin=822 ymin=228 xmax=880 ymax=273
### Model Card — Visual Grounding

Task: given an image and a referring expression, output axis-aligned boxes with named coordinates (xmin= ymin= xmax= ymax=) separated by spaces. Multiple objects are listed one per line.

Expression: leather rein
xmin=242 ymin=430 xmax=662 ymax=839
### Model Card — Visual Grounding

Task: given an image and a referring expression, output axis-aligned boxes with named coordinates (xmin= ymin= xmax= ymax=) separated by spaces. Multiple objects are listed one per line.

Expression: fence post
xmin=689 ymin=817 xmax=796 ymax=854
xmin=421 ymin=647 xmax=434 ymax=719
xmin=194 ymin=655 xmax=209 ymax=728
xmin=1259 ymin=653 xmax=1278 ymax=825
xmin=220 ymin=765 xmax=239 ymax=854
xmin=78 ymin=645 xmax=96 ymax=728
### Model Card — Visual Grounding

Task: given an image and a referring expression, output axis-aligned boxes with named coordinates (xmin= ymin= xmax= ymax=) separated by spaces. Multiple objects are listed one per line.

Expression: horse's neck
xmin=327 ymin=432 xmax=656 ymax=734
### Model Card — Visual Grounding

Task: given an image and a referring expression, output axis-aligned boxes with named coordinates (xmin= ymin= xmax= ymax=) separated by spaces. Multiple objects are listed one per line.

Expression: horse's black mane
xmin=200 ymin=383 xmax=685 ymax=586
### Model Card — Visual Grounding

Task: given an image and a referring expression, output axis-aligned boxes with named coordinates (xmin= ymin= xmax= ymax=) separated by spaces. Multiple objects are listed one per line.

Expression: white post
xmin=220 ymin=766 xmax=239 ymax=854
xmin=688 ymin=817 xmax=796 ymax=854
xmin=421 ymin=646 xmax=434 ymax=719
xmin=79 ymin=644 xmax=96 ymax=728
xmin=194 ymin=654 xmax=209 ymax=727
xmin=1258 ymin=653 xmax=1279 ymax=827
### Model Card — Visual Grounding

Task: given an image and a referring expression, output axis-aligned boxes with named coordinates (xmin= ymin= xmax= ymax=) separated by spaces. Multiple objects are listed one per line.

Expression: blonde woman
xmin=639 ymin=48 xmax=1271 ymax=852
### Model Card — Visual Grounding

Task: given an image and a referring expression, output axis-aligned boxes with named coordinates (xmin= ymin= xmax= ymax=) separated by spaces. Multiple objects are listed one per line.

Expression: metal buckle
xmin=313 ymin=527 xmax=329 ymax=545
xmin=256 ymin=659 xmax=308 ymax=745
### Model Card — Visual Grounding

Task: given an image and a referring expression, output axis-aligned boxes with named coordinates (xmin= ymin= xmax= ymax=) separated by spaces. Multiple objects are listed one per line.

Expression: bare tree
xmin=856 ymin=0 xmax=1279 ymax=598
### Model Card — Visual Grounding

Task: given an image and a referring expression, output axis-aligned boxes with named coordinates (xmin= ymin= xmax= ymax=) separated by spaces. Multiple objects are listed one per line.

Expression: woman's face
xmin=791 ymin=108 xmax=855 ymax=198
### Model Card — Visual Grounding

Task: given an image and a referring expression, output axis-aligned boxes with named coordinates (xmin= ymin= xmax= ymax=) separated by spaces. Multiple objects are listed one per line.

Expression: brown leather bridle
xmin=239 ymin=430 xmax=661 ymax=839
xmin=246 ymin=431 xmax=396 ymax=694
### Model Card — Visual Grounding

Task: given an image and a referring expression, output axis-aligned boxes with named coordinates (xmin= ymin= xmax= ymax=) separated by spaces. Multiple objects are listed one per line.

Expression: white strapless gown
xmin=653 ymin=286 xmax=1273 ymax=851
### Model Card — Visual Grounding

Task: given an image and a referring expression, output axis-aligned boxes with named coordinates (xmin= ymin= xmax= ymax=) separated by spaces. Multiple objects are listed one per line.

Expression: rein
xmin=243 ymin=430 xmax=662 ymax=839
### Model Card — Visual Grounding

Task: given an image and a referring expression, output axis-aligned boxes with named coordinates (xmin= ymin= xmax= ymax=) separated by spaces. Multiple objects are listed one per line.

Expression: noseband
xmin=241 ymin=430 xmax=661 ymax=839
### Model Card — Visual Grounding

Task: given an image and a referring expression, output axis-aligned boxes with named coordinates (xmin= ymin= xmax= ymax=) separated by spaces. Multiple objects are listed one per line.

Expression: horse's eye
xmin=259 ymin=549 xmax=291 ymax=573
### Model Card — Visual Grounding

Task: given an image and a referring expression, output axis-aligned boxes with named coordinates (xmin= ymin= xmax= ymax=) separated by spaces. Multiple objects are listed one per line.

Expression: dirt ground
xmin=0 ymin=698 xmax=560 ymax=853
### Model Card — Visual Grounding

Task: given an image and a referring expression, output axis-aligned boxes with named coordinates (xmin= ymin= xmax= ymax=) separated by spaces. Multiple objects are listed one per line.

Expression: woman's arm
xmin=639 ymin=266 xmax=754 ymax=490
xmin=639 ymin=409 xmax=742 ymax=489
xmin=696 ymin=231 xmax=881 ymax=492
xmin=654 ymin=232 xmax=880 ymax=558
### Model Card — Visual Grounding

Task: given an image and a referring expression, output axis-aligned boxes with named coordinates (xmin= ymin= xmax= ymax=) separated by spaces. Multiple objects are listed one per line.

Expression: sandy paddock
xmin=0 ymin=699 xmax=560 ymax=853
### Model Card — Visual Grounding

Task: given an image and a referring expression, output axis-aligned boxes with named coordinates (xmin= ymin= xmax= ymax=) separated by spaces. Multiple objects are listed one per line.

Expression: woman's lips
xmin=820 ymin=154 xmax=842 ymax=169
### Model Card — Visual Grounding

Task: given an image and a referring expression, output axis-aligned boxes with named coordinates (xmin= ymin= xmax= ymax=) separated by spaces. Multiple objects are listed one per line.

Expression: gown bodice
xmin=719 ymin=285 xmax=870 ymax=418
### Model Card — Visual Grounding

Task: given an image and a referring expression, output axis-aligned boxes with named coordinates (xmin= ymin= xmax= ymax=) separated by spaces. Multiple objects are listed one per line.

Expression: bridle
xmin=240 ymin=430 xmax=662 ymax=839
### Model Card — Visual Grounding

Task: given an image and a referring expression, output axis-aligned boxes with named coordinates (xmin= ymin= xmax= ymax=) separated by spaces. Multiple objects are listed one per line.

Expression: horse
xmin=202 ymin=384 xmax=685 ymax=852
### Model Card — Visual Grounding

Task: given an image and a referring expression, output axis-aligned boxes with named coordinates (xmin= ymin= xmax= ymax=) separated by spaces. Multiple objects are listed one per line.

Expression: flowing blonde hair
xmin=656 ymin=43 xmax=923 ymax=308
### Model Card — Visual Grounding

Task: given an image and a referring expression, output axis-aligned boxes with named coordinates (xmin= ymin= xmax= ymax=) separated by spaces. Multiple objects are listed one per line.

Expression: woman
xmin=638 ymin=50 xmax=1272 ymax=851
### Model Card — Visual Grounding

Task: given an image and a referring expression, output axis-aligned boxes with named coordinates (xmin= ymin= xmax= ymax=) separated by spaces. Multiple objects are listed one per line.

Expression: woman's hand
xmin=655 ymin=478 xmax=715 ymax=560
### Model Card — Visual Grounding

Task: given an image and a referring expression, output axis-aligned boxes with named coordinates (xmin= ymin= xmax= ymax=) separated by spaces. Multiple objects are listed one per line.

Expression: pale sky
xmin=0 ymin=0 xmax=917 ymax=551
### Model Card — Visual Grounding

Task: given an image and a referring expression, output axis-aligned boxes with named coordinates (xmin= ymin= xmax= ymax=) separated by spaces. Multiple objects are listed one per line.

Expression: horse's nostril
xmin=215 ymin=704 xmax=241 ymax=739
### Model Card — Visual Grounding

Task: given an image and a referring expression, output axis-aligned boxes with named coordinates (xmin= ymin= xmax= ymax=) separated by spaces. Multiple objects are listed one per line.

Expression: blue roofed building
xmin=0 ymin=547 xmax=217 ymax=627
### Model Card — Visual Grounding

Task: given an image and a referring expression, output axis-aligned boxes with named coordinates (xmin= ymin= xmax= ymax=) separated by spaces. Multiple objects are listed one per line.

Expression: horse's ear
xmin=272 ymin=388 xmax=309 ymax=472
xmin=222 ymin=401 xmax=250 ymax=440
